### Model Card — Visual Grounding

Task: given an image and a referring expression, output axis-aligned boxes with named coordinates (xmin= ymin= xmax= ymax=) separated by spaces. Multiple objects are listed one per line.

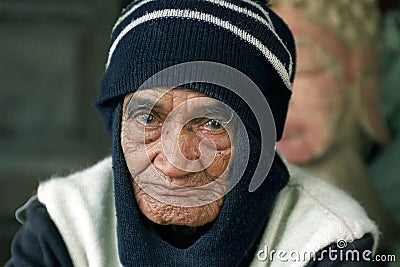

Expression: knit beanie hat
xmin=94 ymin=0 xmax=296 ymax=141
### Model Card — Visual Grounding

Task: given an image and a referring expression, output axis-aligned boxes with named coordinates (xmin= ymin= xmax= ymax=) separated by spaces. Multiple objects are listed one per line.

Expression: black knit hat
xmin=94 ymin=0 xmax=296 ymax=140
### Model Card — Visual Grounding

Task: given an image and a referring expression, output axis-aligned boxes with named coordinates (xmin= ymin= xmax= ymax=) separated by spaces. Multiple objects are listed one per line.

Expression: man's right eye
xmin=135 ymin=113 xmax=158 ymax=126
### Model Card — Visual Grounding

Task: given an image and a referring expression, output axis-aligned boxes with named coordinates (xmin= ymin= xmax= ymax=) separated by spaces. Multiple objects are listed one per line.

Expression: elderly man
xmin=7 ymin=0 xmax=378 ymax=266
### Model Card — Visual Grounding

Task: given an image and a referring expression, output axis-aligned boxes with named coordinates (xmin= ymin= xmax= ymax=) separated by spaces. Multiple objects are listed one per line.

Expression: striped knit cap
xmin=94 ymin=0 xmax=296 ymax=140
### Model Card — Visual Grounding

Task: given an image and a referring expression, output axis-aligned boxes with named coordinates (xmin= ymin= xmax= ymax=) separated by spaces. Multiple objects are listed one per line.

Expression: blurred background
xmin=0 ymin=0 xmax=399 ymax=265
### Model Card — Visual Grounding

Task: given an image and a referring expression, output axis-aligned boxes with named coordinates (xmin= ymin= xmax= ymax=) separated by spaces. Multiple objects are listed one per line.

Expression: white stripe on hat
xmin=240 ymin=0 xmax=293 ymax=77
xmin=113 ymin=0 xmax=274 ymax=32
xmin=241 ymin=0 xmax=275 ymax=31
xmin=112 ymin=0 xmax=154 ymax=32
xmin=112 ymin=0 xmax=292 ymax=77
xmin=204 ymin=0 xmax=293 ymax=77
xmin=107 ymin=9 xmax=292 ymax=90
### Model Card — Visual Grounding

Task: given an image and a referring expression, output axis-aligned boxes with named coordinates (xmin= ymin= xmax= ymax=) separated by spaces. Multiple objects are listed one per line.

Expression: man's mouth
xmin=132 ymin=166 xmax=227 ymax=206
xmin=137 ymin=180 xmax=224 ymax=207
xmin=150 ymin=183 xmax=198 ymax=197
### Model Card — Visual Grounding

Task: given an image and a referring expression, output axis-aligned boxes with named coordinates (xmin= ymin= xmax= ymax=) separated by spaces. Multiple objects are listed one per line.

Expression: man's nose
xmin=153 ymin=153 xmax=193 ymax=178
xmin=152 ymin=124 xmax=209 ymax=178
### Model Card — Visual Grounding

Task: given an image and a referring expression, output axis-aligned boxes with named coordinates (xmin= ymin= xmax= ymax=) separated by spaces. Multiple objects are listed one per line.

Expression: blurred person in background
xmin=272 ymin=0 xmax=400 ymax=253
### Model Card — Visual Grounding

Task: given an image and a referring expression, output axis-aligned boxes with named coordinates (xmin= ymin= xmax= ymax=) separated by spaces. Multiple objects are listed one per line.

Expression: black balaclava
xmin=94 ymin=0 xmax=296 ymax=265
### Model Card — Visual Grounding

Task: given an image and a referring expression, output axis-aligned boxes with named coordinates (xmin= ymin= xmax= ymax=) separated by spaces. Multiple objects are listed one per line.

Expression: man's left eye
xmin=204 ymin=119 xmax=224 ymax=131
xmin=136 ymin=113 xmax=158 ymax=126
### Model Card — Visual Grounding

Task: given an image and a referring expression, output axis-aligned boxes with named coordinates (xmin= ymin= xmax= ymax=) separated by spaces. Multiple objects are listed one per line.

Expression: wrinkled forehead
xmin=125 ymin=87 xmax=206 ymax=108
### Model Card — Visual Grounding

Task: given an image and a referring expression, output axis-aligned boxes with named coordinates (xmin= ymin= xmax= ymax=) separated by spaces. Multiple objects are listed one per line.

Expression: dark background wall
xmin=0 ymin=0 xmax=121 ymax=264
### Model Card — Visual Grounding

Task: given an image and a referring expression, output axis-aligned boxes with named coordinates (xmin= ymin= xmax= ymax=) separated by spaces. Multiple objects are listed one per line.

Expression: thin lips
xmin=138 ymin=168 xmax=223 ymax=195
xmin=144 ymin=183 xmax=199 ymax=198
xmin=150 ymin=168 xmax=204 ymax=190
xmin=154 ymin=183 xmax=193 ymax=191
xmin=141 ymin=180 xmax=217 ymax=196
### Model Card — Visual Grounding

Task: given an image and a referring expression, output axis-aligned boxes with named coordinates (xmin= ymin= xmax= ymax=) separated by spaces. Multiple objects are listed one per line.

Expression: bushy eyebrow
xmin=126 ymin=95 xmax=234 ymax=124
xmin=126 ymin=96 xmax=160 ymax=118
xmin=201 ymin=103 xmax=234 ymax=125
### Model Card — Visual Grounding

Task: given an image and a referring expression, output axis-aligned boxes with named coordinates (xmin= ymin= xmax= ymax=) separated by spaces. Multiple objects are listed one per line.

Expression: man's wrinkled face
xmin=121 ymin=88 xmax=235 ymax=227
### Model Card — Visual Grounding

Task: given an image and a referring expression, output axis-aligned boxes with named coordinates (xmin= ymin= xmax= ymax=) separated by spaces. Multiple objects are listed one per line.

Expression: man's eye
xmin=136 ymin=113 xmax=158 ymax=126
xmin=204 ymin=119 xmax=224 ymax=131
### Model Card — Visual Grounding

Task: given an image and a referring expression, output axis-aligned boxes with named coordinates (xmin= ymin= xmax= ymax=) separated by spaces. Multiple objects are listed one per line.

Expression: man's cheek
xmin=122 ymin=140 xmax=152 ymax=175
xmin=206 ymin=150 xmax=231 ymax=178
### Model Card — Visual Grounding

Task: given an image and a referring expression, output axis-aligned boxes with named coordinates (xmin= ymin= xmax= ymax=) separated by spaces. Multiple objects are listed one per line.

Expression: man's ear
xmin=349 ymin=45 xmax=391 ymax=145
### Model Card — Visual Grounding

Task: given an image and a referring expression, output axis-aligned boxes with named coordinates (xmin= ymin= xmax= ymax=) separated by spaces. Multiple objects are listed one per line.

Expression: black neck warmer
xmin=111 ymin=101 xmax=290 ymax=266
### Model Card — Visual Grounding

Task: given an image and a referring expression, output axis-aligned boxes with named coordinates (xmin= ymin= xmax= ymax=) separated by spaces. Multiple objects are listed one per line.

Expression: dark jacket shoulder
xmin=5 ymin=197 xmax=73 ymax=267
